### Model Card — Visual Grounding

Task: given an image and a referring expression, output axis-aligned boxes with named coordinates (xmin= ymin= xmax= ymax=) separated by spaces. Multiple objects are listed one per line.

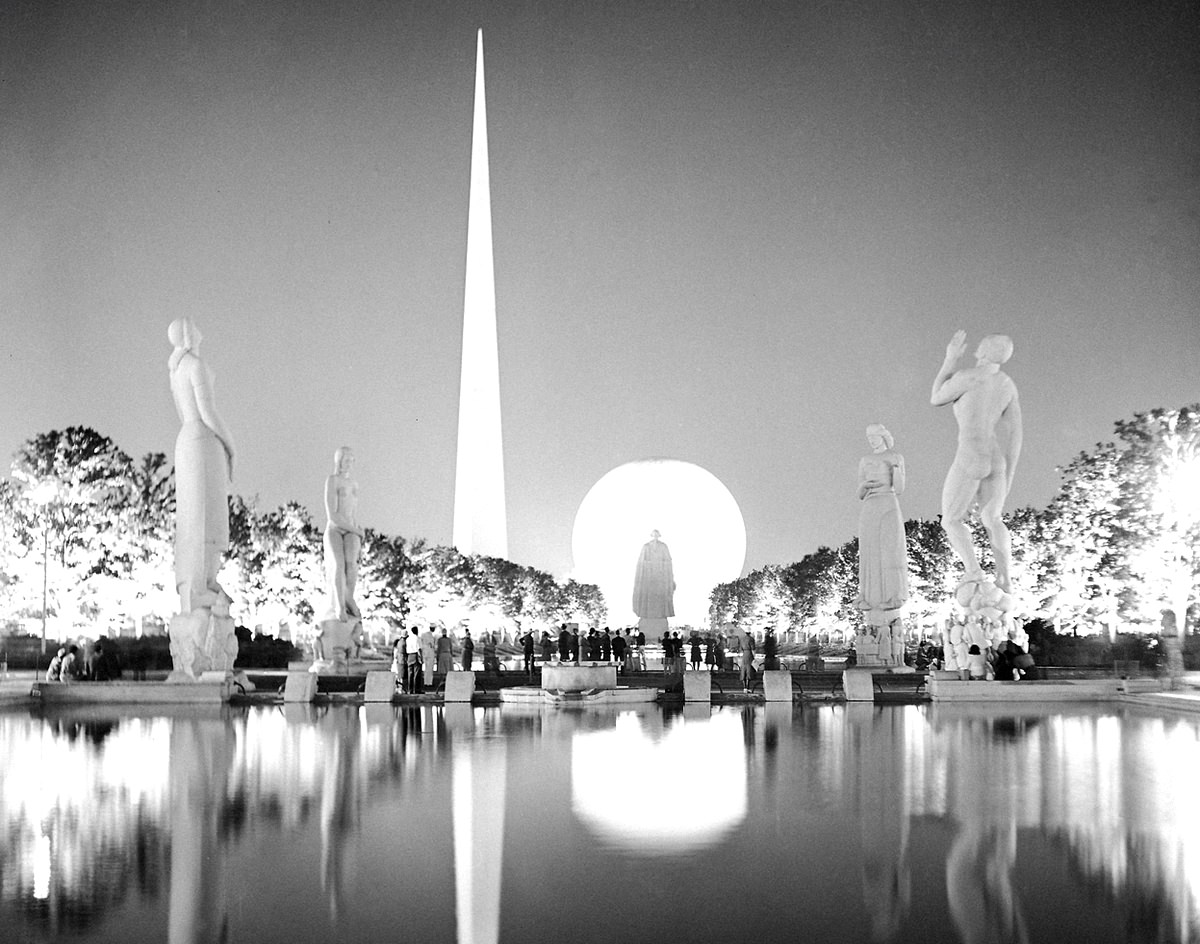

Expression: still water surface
xmin=1 ymin=702 xmax=1198 ymax=944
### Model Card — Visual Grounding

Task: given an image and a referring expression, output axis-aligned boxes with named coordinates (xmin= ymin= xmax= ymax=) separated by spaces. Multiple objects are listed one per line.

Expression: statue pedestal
xmin=309 ymin=617 xmax=363 ymax=674
xmin=638 ymin=617 xmax=669 ymax=636
xmin=168 ymin=594 xmax=239 ymax=682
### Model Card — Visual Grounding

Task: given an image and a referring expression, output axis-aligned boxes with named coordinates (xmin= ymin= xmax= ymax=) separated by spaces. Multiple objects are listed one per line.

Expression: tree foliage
xmin=708 ymin=405 xmax=1200 ymax=637
xmin=1 ymin=428 xmax=605 ymax=639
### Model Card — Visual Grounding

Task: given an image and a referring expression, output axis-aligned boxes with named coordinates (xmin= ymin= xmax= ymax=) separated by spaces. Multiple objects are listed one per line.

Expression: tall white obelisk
xmin=453 ymin=29 xmax=508 ymax=559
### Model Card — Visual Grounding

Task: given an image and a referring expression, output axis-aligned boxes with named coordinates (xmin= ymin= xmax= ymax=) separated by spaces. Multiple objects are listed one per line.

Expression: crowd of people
xmin=45 ymin=639 xmax=123 ymax=682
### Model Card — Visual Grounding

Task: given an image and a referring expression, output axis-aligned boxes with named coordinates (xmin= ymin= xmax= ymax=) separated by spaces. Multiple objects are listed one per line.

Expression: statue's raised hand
xmin=944 ymin=330 xmax=968 ymax=365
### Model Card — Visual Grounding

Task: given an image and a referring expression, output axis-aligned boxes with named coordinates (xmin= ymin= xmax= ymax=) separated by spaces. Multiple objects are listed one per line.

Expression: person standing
xmin=407 ymin=627 xmax=424 ymax=694
xmin=600 ymin=629 xmax=612 ymax=663
xmin=763 ymin=628 xmax=778 ymax=671
xmin=540 ymin=631 xmax=554 ymax=665
xmin=421 ymin=625 xmax=437 ymax=687
xmin=612 ymin=631 xmax=627 ymax=674
xmin=436 ymin=628 xmax=454 ymax=674
xmin=558 ymin=625 xmax=572 ymax=663
xmin=689 ymin=632 xmax=702 ymax=671
xmin=461 ymin=630 xmax=475 ymax=670
xmin=483 ymin=631 xmax=499 ymax=673
xmin=521 ymin=630 xmax=536 ymax=676
xmin=740 ymin=630 xmax=755 ymax=692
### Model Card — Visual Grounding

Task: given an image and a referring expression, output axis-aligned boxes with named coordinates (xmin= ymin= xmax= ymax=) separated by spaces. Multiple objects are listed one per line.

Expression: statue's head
xmin=975 ymin=334 xmax=1013 ymax=365
xmin=865 ymin=424 xmax=894 ymax=450
xmin=167 ymin=317 xmax=201 ymax=351
xmin=333 ymin=446 xmax=355 ymax=473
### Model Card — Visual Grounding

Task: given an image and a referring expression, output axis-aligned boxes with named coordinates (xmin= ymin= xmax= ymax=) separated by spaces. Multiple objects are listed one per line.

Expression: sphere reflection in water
xmin=570 ymin=712 xmax=746 ymax=856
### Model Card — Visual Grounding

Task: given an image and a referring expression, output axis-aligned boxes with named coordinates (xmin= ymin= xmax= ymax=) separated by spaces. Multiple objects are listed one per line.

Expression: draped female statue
xmin=168 ymin=317 xmax=236 ymax=614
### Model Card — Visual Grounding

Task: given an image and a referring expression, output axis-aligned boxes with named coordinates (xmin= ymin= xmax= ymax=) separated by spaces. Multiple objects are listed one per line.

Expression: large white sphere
xmin=571 ymin=458 xmax=747 ymax=626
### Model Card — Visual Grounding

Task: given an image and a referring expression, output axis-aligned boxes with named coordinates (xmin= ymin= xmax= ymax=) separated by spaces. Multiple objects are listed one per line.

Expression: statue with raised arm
xmin=323 ymin=447 xmax=363 ymax=621
xmin=931 ymin=331 xmax=1023 ymax=593
xmin=854 ymin=424 xmax=909 ymax=666
xmin=167 ymin=317 xmax=239 ymax=680
xmin=632 ymin=530 xmax=675 ymax=634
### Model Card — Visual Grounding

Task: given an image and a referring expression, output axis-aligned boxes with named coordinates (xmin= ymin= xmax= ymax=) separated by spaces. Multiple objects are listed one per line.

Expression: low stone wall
xmin=929 ymin=677 xmax=1119 ymax=702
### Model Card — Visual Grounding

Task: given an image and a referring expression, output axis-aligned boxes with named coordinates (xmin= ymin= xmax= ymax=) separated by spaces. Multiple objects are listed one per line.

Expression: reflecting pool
xmin=2 ymin=701 xmax=1198 ymax=943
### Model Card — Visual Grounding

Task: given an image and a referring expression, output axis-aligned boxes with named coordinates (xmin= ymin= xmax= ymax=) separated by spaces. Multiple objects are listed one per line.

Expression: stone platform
xmin=929 ymin=676 xmax=1119 ymax=702
xmin=500 ymin=685 xmax=656 ymax=707
xmin=541 ymin=664 xmax=617 ymax=692
xmin=31 ymin=679 xmax=232 ymax=704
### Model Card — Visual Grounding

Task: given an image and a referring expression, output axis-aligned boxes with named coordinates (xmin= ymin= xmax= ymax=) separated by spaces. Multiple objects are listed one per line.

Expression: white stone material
xmin=452 ymin=29 xmax=508 ymax=559
xmin=541 ymin=664 xmax=617 ymax=692
xmin=683 ymin=671 xmax=711 ymax=702
xmin=930 ymin=331 xmax=1022 ymax=591
xmin=843 ymin=667 xmax=877 ymax=702
xmin=364 ymin=670 xmax=397 ymax=702
xmin=445 ymin=670 xmax=476 ymax=702
xmin=283 ymin=672 xmax=318 ymax=702
xmin=309 ymin=617 xmax=363 ymax=673
xmin=762 ymin=669 xmax=793 ymax=702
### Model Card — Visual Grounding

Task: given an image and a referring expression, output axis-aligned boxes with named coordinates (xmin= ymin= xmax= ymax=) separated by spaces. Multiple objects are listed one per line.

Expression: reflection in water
xmin=570 ymin=710 xmax=747 ymax=856
xmin=0 ymin=704 xmax=1198 ymax=943
xmin=451 ymin=708 xmax=506 ymax=944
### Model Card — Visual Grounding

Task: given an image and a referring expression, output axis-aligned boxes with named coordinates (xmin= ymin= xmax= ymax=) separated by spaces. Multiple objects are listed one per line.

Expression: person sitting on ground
xmin=967 ymin=644 xmax=988 ymax=680
xmin=60 ymin=644 xmax=81 ymax=681
xmin=91 ymin=639 xmax=122 ymax=682
xmin=46 ymin=648 xmax=66 ymax=681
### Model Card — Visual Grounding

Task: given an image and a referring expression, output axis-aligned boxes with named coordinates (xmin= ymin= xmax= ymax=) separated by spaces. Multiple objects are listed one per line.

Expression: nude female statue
xmin=931 ymin=331 xmax=1022 ymax=591
xmin=324 ymin=447 xmax=364 ymax=620
xmin=168 ymin=317 xmax=236 ymax=614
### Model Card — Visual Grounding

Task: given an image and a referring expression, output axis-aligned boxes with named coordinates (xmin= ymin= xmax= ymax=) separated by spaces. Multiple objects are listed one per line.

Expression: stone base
xmin=541 ymin=664 xmax=618 ymax=692
xmin=929 ymin=677 xmax=1118 ymax=702
xmin=843 ymin=667 xmax=877 ymax=702
xmin=32 ymin=680 xmax=230 ymax=704
xmin=683 ymin=671 xmax=711 ymax=702
xmin=762 ymin=669 xmax=794 ymax=701
xmin=364 ymin=670 xmax=397 ymax=702
xmin=500 ymin=686 xmax=657 ymax=708
xmin=169 ymin=599 xmax=238 ymax=680
xmin=311 ymin=617 xmax=363 ymax=673
xmin=444 ymin=670 xmax=475 ymax=703
xmin=283 ymin=672 xmax=318 ymax=703
xmin=638 ymin=617 xmax=669 ymax=637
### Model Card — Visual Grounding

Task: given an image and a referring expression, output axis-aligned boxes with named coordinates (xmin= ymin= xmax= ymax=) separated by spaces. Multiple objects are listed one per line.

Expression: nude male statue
xmin=930 ymin=331 xmax=1023 ymax=591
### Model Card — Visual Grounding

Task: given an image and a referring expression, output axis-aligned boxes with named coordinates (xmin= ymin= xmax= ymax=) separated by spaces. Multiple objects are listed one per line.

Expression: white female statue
xmin=323 ymin=447 xmax=363 ymax=621
xmin=855 ymin=424 xmax=909 ymax=665
xmin=168 ymin=317 xmax=236 ymax=614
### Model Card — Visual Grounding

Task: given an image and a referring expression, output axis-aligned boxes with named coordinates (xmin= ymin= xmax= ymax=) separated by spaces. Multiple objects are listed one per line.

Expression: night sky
xmin=2 ymin=0 xmax=1197 ymax=581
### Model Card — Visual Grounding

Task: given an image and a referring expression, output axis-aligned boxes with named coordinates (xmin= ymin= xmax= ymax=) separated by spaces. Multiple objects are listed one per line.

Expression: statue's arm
xmin=190 ymin=361 xmax=236 ymax=479
xmin=1000 ymin=390 xmax=1023 ymax=494
xmin=892 ymin=453 xmax=906 ymax=496
xmin=324 ymin=475 xmax=361 ymax=533
xmin=930 ymin=330 xmax=969 ymax=406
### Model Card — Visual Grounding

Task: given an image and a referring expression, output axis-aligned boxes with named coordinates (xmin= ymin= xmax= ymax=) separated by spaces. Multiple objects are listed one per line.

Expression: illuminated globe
xmin=571 ymin=458 xmax=746 ymax=627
